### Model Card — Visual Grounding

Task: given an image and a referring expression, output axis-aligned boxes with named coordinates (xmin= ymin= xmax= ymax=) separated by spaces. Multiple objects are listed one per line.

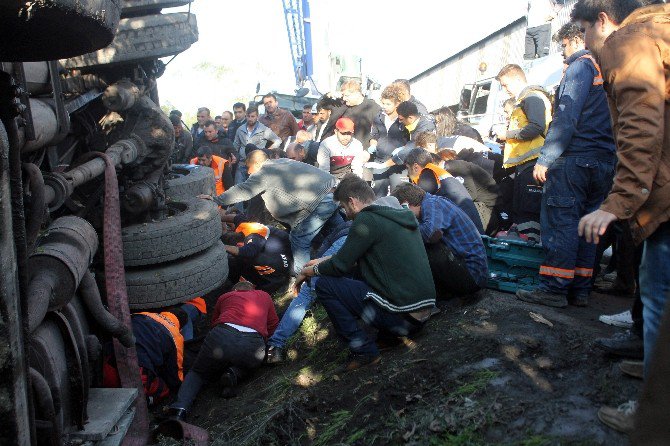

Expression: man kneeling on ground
xmin=167 ymin=281 xmax=278 ymax=420
xmin=296 ymin=175 xmax=436 ymax=372
xmin=392 ymin=183 xmax=488 ymax=298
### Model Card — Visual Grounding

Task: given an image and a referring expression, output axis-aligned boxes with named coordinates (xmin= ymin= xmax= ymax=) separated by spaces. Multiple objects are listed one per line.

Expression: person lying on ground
xmin=296 ymin=175 xmax=436 ymax=372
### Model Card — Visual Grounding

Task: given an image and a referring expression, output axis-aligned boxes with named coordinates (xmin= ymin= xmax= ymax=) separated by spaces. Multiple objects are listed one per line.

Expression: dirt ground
xmin=160 ymin=288 xmax=640 ymax=446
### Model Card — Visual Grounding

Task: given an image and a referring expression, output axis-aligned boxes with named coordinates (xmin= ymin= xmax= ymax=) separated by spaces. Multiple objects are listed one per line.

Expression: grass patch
xmin=429 ymin=427 xmax=485 ymax=446
xmin=452 ymin=370 xmax=499 ymax=397
xmin=313 ymin=410 xmax=353 ymax=446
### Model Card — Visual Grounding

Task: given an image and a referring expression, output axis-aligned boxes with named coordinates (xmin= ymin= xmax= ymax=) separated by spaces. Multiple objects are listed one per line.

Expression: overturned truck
xmin=0 ymin=1 xmax=226 ymax=444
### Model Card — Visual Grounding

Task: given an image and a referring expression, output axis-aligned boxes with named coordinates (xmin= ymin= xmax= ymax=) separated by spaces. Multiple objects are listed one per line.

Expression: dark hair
xmin=554 ymin=22 xmax=585 ymax=42
xmin=164 ymin=307 xmax=189 ymax=329
xmin=215 ymin=115 xmax=222 ymax=120
xmin=333 ymin=174 xmax=375 ymax=204
xmin=303 ymin=104 xmax=312 ymax=110
xmin=196 ymin=145 xmax=213 ymax=157
xmin=414 ymin=132 xmax=437 ymax=149
xmin=169 ymin=109 xmax=182 ymax=117
xmin=233 ymin=102 xmax=246 ymax=111
xmin=571 ymin=0 xmax=657 ymax=25
xmin=397 ymin=101 xmax=419 ymax=118
xmin=453 ymin=123 xmax=483 ymax=143
xmin=433 ymin=107 xmax=457 ymax=137
xmin=496 ymin=64 xmax=526 ymax=82
xmin=391 ymin=183 xmax=425 ymax=207
xmin=245 ymin=143 xmax=259 ymax=156
xmin=169 ymin=114 xmax=181 ymax=126
xmin=197 ymin=107 xmax=210 ymax=114
xmin=247 ymin=106 xmax=259 ymax=115
xmin=404 ymin=148 xmax=433 ymax=167
xmin=262 ymin=93 xmax=277 ymax=102
xmin=203 ymin=119 xmax=217 ymax=129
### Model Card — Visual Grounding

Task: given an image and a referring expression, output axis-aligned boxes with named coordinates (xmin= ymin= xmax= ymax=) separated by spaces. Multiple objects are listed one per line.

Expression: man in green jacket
xmin=296 ymin=175 xmax=436 ymax=371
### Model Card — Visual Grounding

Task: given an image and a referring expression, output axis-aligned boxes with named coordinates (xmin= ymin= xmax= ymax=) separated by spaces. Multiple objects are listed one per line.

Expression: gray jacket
xmin=214 ymin=159 xmax=337 ymax=227
xmin=233 ymin=121 xmax=282 ymax=160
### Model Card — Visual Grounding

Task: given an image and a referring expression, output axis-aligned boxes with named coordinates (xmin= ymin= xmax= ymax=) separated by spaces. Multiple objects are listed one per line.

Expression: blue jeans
xmin=315 ymin=276 xmax=423 ymax=356
xmin=268 ymin=236 xmax=347 ymax=349
xmin=180 ymin=302 xmax=203 ymax=341
xmin=640 ymin=221 xmax=670 ymax=377
xmin=289 ymin=193 xmax=339 ymax=274
xmin=539 ymin=156 xmax=615 ymax=295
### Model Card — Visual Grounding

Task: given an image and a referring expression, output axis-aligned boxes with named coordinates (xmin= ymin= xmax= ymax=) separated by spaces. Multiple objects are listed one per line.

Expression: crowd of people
xmin=119 ymin=0 xmax=669 ymax=440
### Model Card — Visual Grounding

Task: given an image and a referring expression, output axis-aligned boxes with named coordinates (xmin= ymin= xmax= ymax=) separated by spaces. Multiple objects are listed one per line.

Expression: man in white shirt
xmin=317 ymin=118 xmax=369 ymax=180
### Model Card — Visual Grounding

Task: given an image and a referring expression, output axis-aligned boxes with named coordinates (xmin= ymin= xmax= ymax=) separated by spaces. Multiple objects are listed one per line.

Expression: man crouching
xmin=296 ymin=174 xmax=436 ymax=372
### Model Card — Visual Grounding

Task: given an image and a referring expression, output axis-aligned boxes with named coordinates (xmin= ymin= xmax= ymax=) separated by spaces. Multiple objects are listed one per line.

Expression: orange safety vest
xmin=191 ymin=155 xmax=228 ymax=195
xmin=562 ymin=54 xmax=603 ymax=86
xmin=137 ymin=311 xmax=184 ymax=381
xmin=410 ymin=162 xmax=453 ymax=187
xmin=185 ymin=297 xmax=207 ymax=314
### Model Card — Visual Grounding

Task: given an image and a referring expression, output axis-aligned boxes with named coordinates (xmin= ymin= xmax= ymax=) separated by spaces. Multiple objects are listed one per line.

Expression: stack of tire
xmin=60 ymin=0 xmax=198 ymax=71
xmin=122 ymin=163 xmax=226 ymax=309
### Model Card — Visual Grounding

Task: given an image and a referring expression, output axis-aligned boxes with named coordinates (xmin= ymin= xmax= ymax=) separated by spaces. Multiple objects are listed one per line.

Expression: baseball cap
xmin=335 ymin=117 xmax=355 ymax=133
xmin=311 ymin=103 xmax=318 ymax=114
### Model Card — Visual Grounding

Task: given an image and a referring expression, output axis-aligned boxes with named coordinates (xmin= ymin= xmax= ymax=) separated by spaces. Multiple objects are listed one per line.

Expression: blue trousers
xmin=539 ymin=156 xmax=614 ymax=295
xmin=289 ymin=193 xmax=340 ymax=274
xmin=268 ymin=236 xmax=347 ymax=349
xmin=640 ymin=221 xmax=670 ymax=377
xmin=315 ymin=276 xmax=423 ymax=356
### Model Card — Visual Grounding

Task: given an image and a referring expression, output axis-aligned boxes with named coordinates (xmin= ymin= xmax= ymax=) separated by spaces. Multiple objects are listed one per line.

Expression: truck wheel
xmin=122 ymin=198 xmax=221 ymax=267
xmin=165 ymin=164 xmax=216 ymax=200
xmin=121 ymin=0 xmax=190 ymax=16
xmin=125 ymin=241 xmax=229 ymax=310
xmin=0 ymin=0 xmax=121 ymax=61
xmin=61 ymin=12 xmax=198 ymax=69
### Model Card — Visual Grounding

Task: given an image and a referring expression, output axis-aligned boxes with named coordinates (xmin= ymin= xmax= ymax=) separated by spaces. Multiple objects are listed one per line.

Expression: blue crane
xmin=282 ymin=0 xmax=316 ymax=93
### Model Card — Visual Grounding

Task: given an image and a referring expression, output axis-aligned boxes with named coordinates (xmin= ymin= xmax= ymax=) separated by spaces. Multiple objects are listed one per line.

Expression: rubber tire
xmin=126 ymin=241 xmax=229 ymax=310
xmin=121 ymin=0 xmax=190 ymax=16
xmin=61 ymin=12 xmax=198 ymax=68
xmin=0 ymin=1 xmax=121 ymax=61
xmin=122 ymin=198 xmax=221 ymax=267
xmin=165 ymin=164 xmax=216 ymax=200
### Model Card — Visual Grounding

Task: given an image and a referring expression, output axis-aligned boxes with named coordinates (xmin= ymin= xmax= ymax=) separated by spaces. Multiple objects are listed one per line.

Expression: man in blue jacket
xmin=517 ymin=22 xmax=616 ymax=308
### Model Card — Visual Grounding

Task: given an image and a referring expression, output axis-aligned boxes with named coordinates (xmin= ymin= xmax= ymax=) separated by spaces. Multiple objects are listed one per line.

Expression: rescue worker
xmin=131 ymin=308 xmax=187 ymax=405
xmin=404 ymin=148 xmax=484 ymax=234
xmin=191 ymin=146 xmax=233 ymax=195
xmin=494 ymin=63 xmax=552 ymax=242
xmin=224 ymin=222 xmax=293 ymax=295
xmin=517 ymin=22 xmax=616 ymax=309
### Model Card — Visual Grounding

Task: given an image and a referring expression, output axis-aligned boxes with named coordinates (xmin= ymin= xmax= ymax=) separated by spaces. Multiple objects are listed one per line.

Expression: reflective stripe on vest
xmin=185 ymin=297 xmax=207 ymax=314
xmin=561 ymin=54 xmax=604 ymax=86
xmin=137 ymin=312 xmax=184 ymax=381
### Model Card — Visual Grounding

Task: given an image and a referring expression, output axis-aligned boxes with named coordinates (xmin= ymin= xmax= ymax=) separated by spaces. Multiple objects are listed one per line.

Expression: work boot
xmin=619 ymin=360 xmax=644 ymax=379
xmin=265 ymin=345 xmax=285 ymax=365
xmin=338 ymin=352 xmax=381 ymax=373
xmin=568 ymin=292 xmax=589 ymax=307
xmin=166 ymin=407 xmax=187 ymax=421
xmin=595 ymin=330 xmax=644 ymax=359
xmin=219 ymin=368 xmax=238 ymax=399
xmin=595 ymin=279 xmax=636 ymax=298
xmin=598 ymin=401 xmax=637 ymax=433
xmin=516 ymin=289 xmax=568 ymax=308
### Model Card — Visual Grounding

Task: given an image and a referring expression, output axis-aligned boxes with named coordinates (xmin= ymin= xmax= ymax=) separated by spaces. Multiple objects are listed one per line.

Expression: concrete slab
xmin=69 ymin=388 xmax=138 ymax=441
xmin=97 ymin=408 xmax=136 ymax=446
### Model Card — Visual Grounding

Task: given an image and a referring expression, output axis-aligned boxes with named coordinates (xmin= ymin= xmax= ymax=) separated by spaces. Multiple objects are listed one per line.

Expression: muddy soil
xmin=160 ymin=289 xmax=640 ymax=445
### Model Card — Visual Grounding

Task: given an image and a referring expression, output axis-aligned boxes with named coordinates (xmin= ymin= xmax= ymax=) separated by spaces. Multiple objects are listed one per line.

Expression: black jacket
xmin=321 ymin=98 xmax=381 ymax=149
xmin=369 ymin=111 xmax=410 ymax=162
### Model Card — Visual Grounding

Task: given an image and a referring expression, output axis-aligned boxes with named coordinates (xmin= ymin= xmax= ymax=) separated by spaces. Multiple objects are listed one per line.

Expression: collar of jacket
xmin=264 ymin=107 xmax=287 ymax=121
xmin=405 ymin=119 xmax=420 ymax=133
xmin=565 ymin=49 xmax=590 ymax=66
xmin=619 ymin=3 xmax=670 ymax=28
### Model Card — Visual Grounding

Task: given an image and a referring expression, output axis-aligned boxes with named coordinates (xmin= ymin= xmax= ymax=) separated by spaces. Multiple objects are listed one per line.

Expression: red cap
xmin=335 ymin=117 xmax=355 ymax=133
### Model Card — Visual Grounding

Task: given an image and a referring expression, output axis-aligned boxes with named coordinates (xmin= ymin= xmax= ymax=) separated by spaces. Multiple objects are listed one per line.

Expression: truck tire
xmin=122 ymin=198 xmax=221 ymax=267
xmin=61 ymin=12 xmax=198 ymax=69
xmin=0 ymin=0 xmax=121 ymax=61
xmin=165 ymin=164 xmax=216 ymax=200
xmin=121 ymin=0 xmax=190 ymax=16
xmin=125 ymin=241 xmax=229 ymax=310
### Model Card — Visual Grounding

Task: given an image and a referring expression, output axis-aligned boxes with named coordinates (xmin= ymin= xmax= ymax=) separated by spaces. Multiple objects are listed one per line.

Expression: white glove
xmin=364 ymin=162 xmax=388 ymax=174
xmin=367 ymin=144 xmax=377 ymax=154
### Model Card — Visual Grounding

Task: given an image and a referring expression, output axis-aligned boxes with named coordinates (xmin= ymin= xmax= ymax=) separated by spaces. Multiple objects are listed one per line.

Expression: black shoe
xmin=595 ymin=330 xmax=644 ymax=359
xmin=265 ymin=345 xmax=285 ymax=365
xmin=568 ymin=292 xmax=589 ymax=307
xmin=219 ymin=368 xmax=238 ymax=398
xmin=167 ymin=407 xmax=187 ymax=421
xmin=516 ymin=288 xmax=568 ymax=308
xmin=338 ymin=352 xmax=381 ymax=373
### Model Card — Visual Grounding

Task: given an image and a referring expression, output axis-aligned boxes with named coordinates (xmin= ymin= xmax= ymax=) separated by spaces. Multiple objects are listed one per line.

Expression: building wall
xmin=410 ymin=0 xmax=577 ymax=112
